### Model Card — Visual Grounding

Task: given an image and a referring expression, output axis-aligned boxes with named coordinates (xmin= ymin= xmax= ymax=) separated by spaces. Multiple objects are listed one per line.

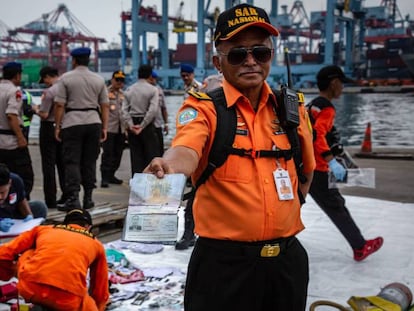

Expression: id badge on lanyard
xmin=273 ymin=159 xmax=294 ymax=201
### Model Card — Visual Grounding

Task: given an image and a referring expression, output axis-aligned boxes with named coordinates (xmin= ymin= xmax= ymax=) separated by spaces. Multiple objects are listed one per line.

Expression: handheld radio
xmin=279 ymin=48 xmax=300 ymax=128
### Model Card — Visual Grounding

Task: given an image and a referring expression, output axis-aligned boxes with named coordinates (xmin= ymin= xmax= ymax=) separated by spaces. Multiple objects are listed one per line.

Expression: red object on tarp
xmin=109 ymin=269 xmax=145 ymax=284
xmin=0 ymin=281 xmax=18 ymax=303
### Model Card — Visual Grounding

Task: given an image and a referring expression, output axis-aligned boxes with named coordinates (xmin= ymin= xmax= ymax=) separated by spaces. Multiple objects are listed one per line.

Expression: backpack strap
xmin=273 ymin=89 xmax=307 ymax=185
xmin=195 ymin=87 xmax=237 ymax=189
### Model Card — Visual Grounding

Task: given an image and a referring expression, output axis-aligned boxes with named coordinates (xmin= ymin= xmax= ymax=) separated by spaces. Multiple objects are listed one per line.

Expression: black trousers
xmin=128 ymin=121 xmax=161 ymax=175
xmin=61 ymin=124 xmax=101 ymax=195
xmin=184 ymin=236 xmax=308 ymax=311
xmin=309 ymin=170 xmax=366 ymax=249
xmin=155 ymin=127 xmax=164 ymax=155
xmin=39 ymin=121 xmax=65 ymax=208
xmin=100 ymin=132 xmax=125 ymax=180
xmin=0 ymin=147 xmax=33 ymax=199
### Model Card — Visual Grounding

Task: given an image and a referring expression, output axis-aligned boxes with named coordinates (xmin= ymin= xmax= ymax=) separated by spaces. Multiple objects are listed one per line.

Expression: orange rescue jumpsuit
xmin=0 ymin=224 xmax=109 ymax=310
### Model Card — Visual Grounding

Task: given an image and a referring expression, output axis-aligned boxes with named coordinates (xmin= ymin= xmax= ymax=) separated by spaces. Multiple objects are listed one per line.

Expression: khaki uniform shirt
xmin=183 ymin=79 xmax=202 ymax=99
xmin=54 ymin=66 xmax=109 ymax=129
xmin=107 ymin=85 xmax=125 ymax=134
xmin=154 ymin=84 xmax=166 ymax=128
xmin=0 ymin=80 xmax=23 ymax=149
xmin=39 ymin=83 xmax=59 ymax=122
xmin=122 ymin=79 xmax=159 ymax=129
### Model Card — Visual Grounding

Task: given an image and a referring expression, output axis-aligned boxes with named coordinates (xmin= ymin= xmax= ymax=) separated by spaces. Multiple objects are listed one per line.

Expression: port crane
xmin=1 ymin=4 xmax=105 ymax=72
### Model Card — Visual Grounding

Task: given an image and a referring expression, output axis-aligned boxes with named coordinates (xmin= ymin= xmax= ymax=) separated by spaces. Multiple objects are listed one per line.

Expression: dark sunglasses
xmin=218 ymin=46 xmax=273 ymax=65
xmin=115 ymin=78 xmax=125 ymax=82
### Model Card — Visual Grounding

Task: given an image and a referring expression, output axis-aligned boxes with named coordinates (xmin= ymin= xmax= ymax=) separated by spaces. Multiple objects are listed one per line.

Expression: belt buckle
xmin=260 ymin=244 xmax=280 ymax=257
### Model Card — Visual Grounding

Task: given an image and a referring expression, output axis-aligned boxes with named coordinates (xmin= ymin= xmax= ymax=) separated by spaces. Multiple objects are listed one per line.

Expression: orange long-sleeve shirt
xmin=172 ymin=80 xmax=315 ymax=241
xmin=0 ymin=224 xmax=109 ymax=310
xmin=307 ymin=96 xmax=336 ymax=172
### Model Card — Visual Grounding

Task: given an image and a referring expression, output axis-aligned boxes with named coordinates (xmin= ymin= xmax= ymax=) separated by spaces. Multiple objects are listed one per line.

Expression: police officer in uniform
xmin=35 ymin=66 xmax=65 ymax=209
xmin=149 ymin=70 xmax=168 ymax=155
xmin=55 ymin=47 xmax=109 ymax=211
xmin=121 ymin=64 xmax=160 ymax=176
xmin=0 ymin=62 xmax=34 ymax=200
xmin=100 ymin=70 xmax=126 ymax=188
xmin=180 ymin=63 xmax=202 ymax=98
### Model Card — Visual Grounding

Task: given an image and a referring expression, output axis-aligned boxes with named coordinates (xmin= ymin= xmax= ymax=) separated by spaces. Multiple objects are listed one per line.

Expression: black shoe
xmin=101 ymin=180 xmax=109 ymax=188
xmin=83 ymin=197 xmax=95 ymax=210
xmin=46 ymin=203 xmax=57 ymax=209
xmin=56 ymin=196 xmax=66 ymax=205
xmin=57 ymin=195 xmax=81 ymax=212
xmin=175 ymin=235 xmax=196 ymax=250
xmin=108 ymin=176 xmax=123 ymax=185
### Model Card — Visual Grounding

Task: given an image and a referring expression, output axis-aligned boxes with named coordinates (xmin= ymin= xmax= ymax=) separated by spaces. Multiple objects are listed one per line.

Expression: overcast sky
xmin=1 ymin=0 xmax=413 ymax=49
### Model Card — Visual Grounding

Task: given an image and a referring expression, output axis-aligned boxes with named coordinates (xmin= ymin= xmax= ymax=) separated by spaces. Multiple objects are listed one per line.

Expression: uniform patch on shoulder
xmin=188 ymin=91 xmax=211 ymax=100
xmin=15 ymin=90 xmax=22 ymax=101
xmin=178 ymin=108 xmax=198 ymax=125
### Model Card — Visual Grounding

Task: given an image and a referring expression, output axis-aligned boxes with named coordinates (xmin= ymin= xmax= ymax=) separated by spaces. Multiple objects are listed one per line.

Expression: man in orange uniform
xmin=0 ymin=209 xmax=109 ymax=310
xmin=308 ymin=65 xmax=383 ymax=261
xmin=144 ymin=3 xmax=315 ymax=310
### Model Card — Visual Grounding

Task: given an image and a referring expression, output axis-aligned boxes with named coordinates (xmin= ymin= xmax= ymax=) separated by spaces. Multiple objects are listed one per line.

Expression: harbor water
xmin=28 ymin=92 xmax=414 ymax=148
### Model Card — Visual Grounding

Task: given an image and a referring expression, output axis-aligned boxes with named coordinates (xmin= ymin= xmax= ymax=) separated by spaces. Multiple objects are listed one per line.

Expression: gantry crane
xmin=8 ymin=4 xmax=105 ymax=72
xmin=0 ymin=20 xmax=32 ymax=59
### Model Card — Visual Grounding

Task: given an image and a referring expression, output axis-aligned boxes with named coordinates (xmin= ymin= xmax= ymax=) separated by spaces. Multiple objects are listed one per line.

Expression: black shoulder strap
xmin=273 ymin=89 xmax=306 ymax=185
xmin=195 ymin=87 xmax=237 ymax=189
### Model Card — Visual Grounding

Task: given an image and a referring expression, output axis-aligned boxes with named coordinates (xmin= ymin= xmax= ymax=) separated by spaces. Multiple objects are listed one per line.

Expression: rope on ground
xmin=309 ymin=300 xmax=350 ymax=311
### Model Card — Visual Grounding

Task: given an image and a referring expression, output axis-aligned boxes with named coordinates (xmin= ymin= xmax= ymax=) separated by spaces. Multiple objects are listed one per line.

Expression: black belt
xmin=0 ymin=129 xmax=15 ymax=135
xmin=65 ymin=107 xmax=99 ymax=112
xmin=197 ymin=236 xmax=296 ymax=258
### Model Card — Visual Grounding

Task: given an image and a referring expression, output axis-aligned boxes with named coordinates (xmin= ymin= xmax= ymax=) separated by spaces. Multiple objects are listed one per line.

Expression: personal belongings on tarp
xmin=128 ymin=243 xmax=164 ymax=254
xmin=109 ymin=269 xmax=145 ymax=284
xmin=106 ymin=248 xmax=128 ymax=265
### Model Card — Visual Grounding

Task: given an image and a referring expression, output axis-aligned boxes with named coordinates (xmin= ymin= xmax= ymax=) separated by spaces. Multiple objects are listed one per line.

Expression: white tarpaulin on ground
xmin=106 ymin=195 xmax=414 ymax=311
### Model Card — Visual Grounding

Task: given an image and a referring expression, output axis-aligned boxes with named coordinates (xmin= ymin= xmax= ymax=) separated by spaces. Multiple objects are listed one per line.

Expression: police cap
xmin=3 ymin=62 xmax=22 ymax=71
xmin=112 ymin=70 xmax=126 ymax=79
xmin=151 ymin=70 xmax=159 ymax=78
xmin=180 ymin=63 xmax=194 ymax=73
xmin=70 ymin=47 xmax=91 ymax=57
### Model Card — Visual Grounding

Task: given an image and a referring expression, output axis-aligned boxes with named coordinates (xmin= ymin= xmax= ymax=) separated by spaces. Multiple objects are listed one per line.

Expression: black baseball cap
xmin=39 ymin=66 xmax=58 ymax=83
xmin=112 ymin=70 xmax=125 ymax=79
xmin=213 ymin=3 xmax=279 ymax=46
xmin=63 ymin=209 xmax=92 ymax=226
xmin=317 ymin=65 xmax=355 ymax=84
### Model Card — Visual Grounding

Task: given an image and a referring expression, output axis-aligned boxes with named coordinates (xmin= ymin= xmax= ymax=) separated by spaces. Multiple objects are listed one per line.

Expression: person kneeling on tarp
xmin=0 ymin=209 xmax=109 ymax=311
xmin=0 ymin=163 xmax=47 ymax=232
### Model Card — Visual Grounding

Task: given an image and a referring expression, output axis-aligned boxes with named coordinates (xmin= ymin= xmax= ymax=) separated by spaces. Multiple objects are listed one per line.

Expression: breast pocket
xmin=213 ymin=153 xmax=253 ymax=183
xmin=213 ymin=131 xmax=253 ymax=184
